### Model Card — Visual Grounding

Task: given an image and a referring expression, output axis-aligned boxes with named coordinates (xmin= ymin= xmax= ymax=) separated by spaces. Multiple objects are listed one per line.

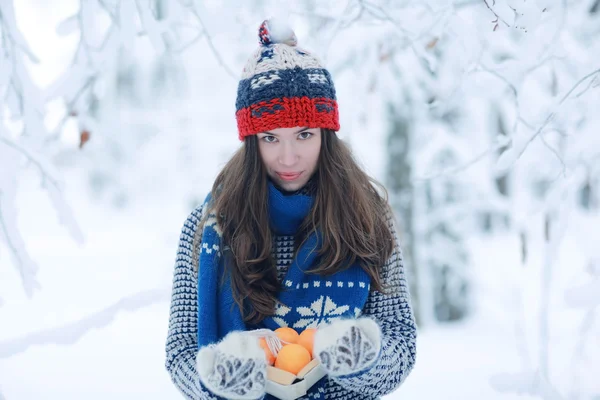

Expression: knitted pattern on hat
xmin=235 ymin=19 xmax=340 ymax=140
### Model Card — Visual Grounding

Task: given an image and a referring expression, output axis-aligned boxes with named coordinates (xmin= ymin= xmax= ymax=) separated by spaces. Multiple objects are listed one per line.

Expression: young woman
xmin=165 ymin=19 xmax=417 ymax=400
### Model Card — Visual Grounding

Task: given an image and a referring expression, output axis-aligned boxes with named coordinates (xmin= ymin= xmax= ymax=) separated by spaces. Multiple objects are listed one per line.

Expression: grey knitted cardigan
xmin=165 ymin=204 xmax=417 ymax=399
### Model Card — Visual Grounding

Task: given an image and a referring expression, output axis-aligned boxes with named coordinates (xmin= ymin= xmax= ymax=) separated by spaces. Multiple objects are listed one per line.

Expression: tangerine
xmin=274 ymin=343 xmax=311 ymax=375
xmin=275 ymin=327 xmax=299 ymax=345
xmin=297 ymin=328 xmax=316 ymax=358
xmin=259 ymin=338 xmax=276 ymax=365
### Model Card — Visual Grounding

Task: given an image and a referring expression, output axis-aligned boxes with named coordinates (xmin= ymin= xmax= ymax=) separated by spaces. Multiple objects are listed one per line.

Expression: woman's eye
xmin=262 ymin=135 xmax=277 ymax=143
xmin=298 ymin=131 xmax=313 ymax=140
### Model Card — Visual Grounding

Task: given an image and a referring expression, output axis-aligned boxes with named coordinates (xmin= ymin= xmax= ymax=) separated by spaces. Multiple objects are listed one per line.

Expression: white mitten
xmin=313 ymin=317 xmax=382 ymax=377
xmin=197 ymin=331 xmax=267 ymax=400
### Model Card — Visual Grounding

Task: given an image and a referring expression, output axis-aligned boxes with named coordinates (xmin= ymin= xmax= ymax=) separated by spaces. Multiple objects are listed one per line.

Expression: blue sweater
xmin=165 ymin=204 xmax=417 ymax=399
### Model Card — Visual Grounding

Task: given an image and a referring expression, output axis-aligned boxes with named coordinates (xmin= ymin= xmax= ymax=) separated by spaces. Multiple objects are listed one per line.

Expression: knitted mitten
xmin=313 ymin=317 xmax=382 ymax=377
xmin=197 ymin=331 xmax=267 ymax=400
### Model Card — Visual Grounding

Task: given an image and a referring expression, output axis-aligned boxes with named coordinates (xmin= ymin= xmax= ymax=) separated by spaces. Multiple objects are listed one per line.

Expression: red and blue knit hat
xmin=235 ymin=19 xmax=340 ymax=140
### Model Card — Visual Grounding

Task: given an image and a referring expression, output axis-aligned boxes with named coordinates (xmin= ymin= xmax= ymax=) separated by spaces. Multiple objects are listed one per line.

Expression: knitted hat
xmin=235 ymin=19 xmax=340 ymax=140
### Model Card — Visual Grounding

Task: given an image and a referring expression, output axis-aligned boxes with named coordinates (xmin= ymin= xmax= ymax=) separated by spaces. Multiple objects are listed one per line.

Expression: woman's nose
xmin=278 ymin=141 xmax=298 ymax=167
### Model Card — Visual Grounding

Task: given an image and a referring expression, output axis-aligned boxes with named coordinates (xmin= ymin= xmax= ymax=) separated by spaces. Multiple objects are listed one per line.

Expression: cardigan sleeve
xmin=164 ymin=205 xmax=220 ymax=400
xmin=328 ymin=213 xmax=418 ymax=397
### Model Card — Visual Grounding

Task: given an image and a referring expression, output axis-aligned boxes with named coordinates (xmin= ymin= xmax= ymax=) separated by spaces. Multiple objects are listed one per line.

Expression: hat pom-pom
xmin=258 ymin=19 xmax=297 ymax=47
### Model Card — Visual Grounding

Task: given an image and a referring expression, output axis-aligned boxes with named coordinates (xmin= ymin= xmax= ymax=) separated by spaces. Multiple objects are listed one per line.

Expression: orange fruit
xmin=259 ymin=338 xmax=276 ymax=365
xmin=274 ymin=343 xmax=311 ymax=375
xmin=297 ymin=328 xmax=316 ymax=358
xmin=275 ymin=327 xmax=299 ymax=345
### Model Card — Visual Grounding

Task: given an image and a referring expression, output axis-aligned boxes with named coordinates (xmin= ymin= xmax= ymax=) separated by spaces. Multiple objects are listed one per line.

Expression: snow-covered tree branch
xmin=1 ymin=1 xmax=599 ymax=397
xmin=0 ymin=0 xmax=258 ymax=370
xmin=0 ymin=0 xmax=83 ymax=298
xmin=0 ymin=287 xmax=169 ymax=359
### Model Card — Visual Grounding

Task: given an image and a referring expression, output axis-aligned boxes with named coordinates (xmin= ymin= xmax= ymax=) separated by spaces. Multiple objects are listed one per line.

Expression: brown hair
xmin=204 ymin=129 xmax=395 ymax=324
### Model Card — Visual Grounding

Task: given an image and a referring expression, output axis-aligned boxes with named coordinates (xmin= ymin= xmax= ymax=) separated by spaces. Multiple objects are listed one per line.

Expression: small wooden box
xmin=265 ymin=359 xmax=327 ymax=400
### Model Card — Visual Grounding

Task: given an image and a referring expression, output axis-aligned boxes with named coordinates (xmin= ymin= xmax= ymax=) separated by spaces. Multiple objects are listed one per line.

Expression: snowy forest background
xmin=1 ymin=0 xmax=599 ymax=399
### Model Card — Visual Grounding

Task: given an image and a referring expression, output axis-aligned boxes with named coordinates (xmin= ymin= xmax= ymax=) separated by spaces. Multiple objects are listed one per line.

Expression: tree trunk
xmin=385 ymin=102 xmax=421 ymax=326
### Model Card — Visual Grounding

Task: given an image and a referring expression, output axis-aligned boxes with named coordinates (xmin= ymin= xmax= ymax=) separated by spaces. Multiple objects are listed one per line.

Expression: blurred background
xmin=0 ymin=0 xmax=599 ymax=399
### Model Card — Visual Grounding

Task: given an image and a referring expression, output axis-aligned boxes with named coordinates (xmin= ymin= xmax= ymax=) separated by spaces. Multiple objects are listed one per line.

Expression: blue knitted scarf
xmin=196 ymin=182 xmax=371 ymax=395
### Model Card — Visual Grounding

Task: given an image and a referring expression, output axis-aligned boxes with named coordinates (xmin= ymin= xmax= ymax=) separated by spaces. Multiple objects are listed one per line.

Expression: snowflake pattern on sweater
xmin=165 ymin=205 xmax=417 ymax=399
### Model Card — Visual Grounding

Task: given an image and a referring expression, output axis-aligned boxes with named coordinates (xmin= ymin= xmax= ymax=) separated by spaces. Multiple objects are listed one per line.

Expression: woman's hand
xmin=197 ymin=330 xmax=267 ymax=400
xmin=313 ymin=317 xmax=382 ymax=377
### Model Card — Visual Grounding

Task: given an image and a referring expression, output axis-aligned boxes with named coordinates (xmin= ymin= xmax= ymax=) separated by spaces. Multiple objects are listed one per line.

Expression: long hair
xmin=204 ymin=129 xmax=396 ymax=324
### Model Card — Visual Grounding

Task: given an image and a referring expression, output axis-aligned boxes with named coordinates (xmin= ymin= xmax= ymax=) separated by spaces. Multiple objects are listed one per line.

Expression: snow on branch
xmin=482 ymin=0 xmax=511 ymax=29
xmin=1 ymin=0 xmax=234 ymax=299
xmin=0 ymin=185 xmax=41 ymax=298
xmin=0 ymin=0 xmax=83 ymax=298
xmin=473 ymin=63 xmax=536 ymax=132
xmin=414 ymin=134 xmax=511 ymax=182
xmin=177 ymin=0 xmax=237 ymax=78
xmin=495 ymin=67 xmax=600 ymax=174
xmin=45 ymin=0 xmax=237 ymax=140
xmin=0 ymin=288 xmax=170 ymax=359
xmin=0 ymin=1 xmax=39 ymax=63
xmin=482 ymin=0 xmax=548 ymax=32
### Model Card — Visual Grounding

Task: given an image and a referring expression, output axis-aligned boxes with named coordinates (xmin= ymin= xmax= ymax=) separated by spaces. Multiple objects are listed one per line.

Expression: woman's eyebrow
xmin=264 ymin=127 xmax=310 ymax=135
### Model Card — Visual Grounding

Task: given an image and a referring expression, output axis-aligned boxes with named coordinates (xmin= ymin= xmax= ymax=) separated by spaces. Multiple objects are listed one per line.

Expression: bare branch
xmin=574 ymin=74 xmax=599 ymax=98
xmin=363 ymin=0 xmax=452 ymax=44
xmin=525 ymin=55 xmax=568 ymax=75
xmin=515 ymin=67 xmax=600 ymax=161
xmin=477 ymin=63 xmax=519 ymax=97
xmin=537 ymin=0 xmax=568 ymax=63
xmin=321 ymin=0 xmax=363 ymax=62
xmin=474 ymin=63 xmax=536 ymax=132
xmin=482 ymin=0 xmax=511 ymax=27
xmin=413 ymin=138 xmax=509 ymax=182
xmin=46 ymin=2 xmax=123 ymax=142
xmin=45 ymin=77 xmax=96 ymax=145
xmin=182 ymin=2 xmax=238 ymax=80
xmin=539 ymin=132 xmax=567 ymax=177
xmin=175 ymin=31 xmax=204 ymax=53
xmin=0 ymin=136 xmax=61 ymax=189
xmin=354 ymin=1 xmax=454 ymax=73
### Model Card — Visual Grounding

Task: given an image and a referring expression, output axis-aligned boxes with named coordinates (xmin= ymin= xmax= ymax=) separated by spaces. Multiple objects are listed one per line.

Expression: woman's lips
xmin=277 ymin=172 xmax=302 ymax=181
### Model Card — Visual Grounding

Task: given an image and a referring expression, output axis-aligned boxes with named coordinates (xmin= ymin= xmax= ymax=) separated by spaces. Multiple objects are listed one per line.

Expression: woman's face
xmin=256 ymin=126 xmax=321 ymax=192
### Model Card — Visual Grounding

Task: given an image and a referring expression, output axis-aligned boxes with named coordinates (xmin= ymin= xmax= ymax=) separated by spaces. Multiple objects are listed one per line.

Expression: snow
xmin=1 ymin=180 xmax=597 ymax=398
xmin=1 ymin=0 xmax=599 ymax=399
xmin=564 ymin=281 xmax=600 ymax=309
